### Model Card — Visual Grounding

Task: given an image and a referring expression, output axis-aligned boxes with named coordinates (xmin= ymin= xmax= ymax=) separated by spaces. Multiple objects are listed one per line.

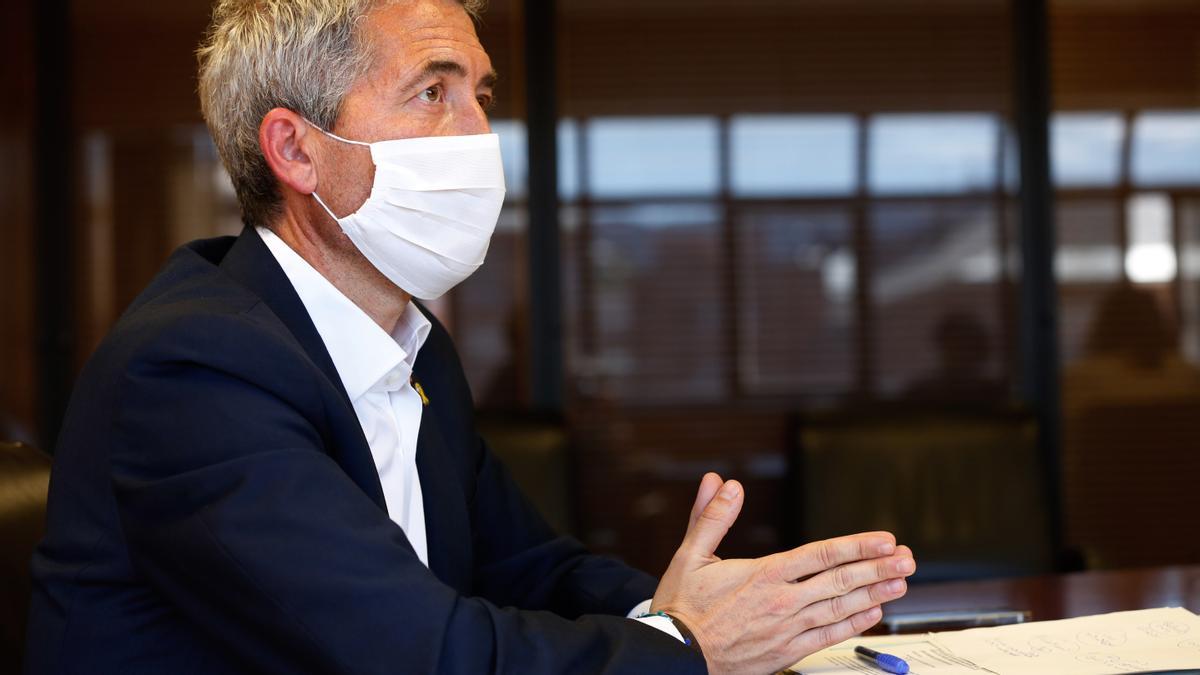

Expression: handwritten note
xmin=791 ymin=607 xmax=1200 ymax=674
xmin=933 ymin=607 xmax=1200 ymax=674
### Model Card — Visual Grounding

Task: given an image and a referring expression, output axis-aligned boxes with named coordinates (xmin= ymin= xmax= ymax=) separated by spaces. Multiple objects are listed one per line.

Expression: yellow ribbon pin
xmin=411 ymin=377 xmax=430 ymax=406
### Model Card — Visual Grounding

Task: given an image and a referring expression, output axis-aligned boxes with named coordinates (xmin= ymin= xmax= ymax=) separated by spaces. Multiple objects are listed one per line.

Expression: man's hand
xmin=650 ymin=473 xmax=916 ymax=674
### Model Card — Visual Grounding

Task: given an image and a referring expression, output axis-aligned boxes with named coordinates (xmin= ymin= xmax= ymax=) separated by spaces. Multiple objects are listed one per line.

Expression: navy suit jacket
xmin=25 ymin=228 xmax=705 ymax=674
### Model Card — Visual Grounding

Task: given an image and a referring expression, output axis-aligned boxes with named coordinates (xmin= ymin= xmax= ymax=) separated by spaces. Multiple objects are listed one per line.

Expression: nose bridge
xmin=450 ymin=95 xmax=491 ymax=136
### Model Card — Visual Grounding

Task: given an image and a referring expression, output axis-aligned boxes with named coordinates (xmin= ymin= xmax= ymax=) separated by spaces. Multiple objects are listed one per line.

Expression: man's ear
xmin=259 ymin=108 xmax=319 ymax=196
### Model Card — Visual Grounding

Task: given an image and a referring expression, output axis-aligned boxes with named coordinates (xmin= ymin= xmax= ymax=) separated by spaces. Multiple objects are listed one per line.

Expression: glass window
xmin=736 ymin=206 xmax=856 ymax=394
xmin=454 ymin=217 xmax=525 ymax=408
xmin=1055 ymin=199 xmax=1123 ymax=284
xmin=490 ymin=119 xmax=527 ymax=200
xmin=1131 ymin=111 xmax=1200 ymax=186
xmin=1125 ymin=192 xmax=1176 ymax=284
xmin=730 ymin=115 xmax=857 ymax=197
xmin=580 ymin=203 xmax=725 ymax=402
xmin=1178 ymin=198 xmax=1200 ymax=363
xmin=869 ymin=114 xmax=998 ymax=195
xmin=1002 ymin=123 xmax=1020 ymax=194
xmin=870 ymin=201 xmax=1005 ymax=398
xmin=558 ymin=118 xmax=581 ymax=202
xmin=1051 ymin=112 xmax=1124 ymax=187
xmin=586 ymin=117 xmax=720 ymax=198
xmin=1055 ymin=199 xmax=1122 ymax=364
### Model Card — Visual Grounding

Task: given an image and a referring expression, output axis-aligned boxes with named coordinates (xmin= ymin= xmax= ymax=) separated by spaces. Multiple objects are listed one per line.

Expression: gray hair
xmin=197 ymin=0 xmax=485 ymax=228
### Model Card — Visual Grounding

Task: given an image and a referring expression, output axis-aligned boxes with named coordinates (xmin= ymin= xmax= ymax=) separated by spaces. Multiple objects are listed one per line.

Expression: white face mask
xmin=309 ymin=124 xmax=506 ymax=299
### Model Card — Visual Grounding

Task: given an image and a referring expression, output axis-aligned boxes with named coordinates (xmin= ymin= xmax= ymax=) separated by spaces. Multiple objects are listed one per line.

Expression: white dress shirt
xmin=258 ymin=227 xmax=681 ymax=642
xmin=259 ymin=227 xmax=431 ymax=565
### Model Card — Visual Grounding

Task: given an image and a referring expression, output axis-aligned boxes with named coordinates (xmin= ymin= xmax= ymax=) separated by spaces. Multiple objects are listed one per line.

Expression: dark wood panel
xmin=1052 ymin=5 xmax=1200 ymax=109
xmin=72 ymin=14 xmax=211 ymax=129
xmin=1063 ymin=400 xmax=1200 ymax=570
xmin=557 ymin=2 xmax=1199 ymax=116
xmin=560 ymin=5 xmax=1014 ymax=116
xmin=0 ymin=0 xmax=38 ymax=441
xmin=70 ymin=4 xmax=523 ymax=129
xmin=63 ymin=2 xmax=1200 ymax=127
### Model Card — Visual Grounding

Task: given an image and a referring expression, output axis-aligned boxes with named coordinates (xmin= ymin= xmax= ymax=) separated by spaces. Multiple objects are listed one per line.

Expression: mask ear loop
xmin=311 ymin=191 xmax=341 ymax=222
xmin=301 ymin=117 xmax=371 ymax=222
xmin=305 ymin=119 xmax=371 ymax=148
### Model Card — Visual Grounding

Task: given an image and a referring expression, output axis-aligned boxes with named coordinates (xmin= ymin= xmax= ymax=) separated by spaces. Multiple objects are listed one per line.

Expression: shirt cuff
xmin=626 ymin=598 xmax=653 ymax=619
xmin=627 ymin=598 xmax=685 ymax=643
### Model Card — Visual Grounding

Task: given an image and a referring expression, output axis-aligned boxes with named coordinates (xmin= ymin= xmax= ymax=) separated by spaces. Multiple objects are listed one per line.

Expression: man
xmin=25 ymin=0 xmax=915 ymax=672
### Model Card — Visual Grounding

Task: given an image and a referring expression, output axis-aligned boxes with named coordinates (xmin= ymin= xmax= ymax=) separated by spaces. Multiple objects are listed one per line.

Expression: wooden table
xmin=880 ymin=565 xmax=1200 ymax=626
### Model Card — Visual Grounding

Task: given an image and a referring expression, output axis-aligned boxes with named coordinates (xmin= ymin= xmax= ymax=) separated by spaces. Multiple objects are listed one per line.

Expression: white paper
xmin=791 ymin=634 xmax=995 ymax=674
xmin=791 ymin=607 xmax=1200 ymax=675
xmin=932 ymin=607 xmax=1200 ymax=674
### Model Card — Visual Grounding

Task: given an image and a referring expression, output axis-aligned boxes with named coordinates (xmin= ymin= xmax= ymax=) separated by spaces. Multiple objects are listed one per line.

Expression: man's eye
xmin=477 ymin=95 xmax=495 ymax=110
xmin=418 ymin=85 xmax=443 ymax=103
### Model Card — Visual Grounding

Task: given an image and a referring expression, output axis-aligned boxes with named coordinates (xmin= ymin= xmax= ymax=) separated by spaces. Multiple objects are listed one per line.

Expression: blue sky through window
xmin=869 ymin=114 xmax=998 ymax=195
xmin=1132 ymin=111 xmax=1200 ymax=186
xmin=489 ymin=109 xmax=1199 ymax=203
xmin=730 ymin=114 xmax=857 ymax=196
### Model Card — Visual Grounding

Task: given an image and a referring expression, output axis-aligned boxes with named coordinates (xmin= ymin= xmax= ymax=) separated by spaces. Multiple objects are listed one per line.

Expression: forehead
xmin=361 ymin=0 xmax=491 ymax=74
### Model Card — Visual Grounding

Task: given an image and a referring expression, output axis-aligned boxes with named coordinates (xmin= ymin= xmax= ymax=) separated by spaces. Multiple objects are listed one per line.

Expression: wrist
xmin=638 ymin=611 xmax=705 ymax=659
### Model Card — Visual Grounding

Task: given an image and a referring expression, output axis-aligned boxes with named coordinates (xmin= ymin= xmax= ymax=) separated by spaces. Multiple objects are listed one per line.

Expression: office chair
xmin=0 ymin=442 xmax=51 ymax=673
xmin=790 ymin=405 xmax=1054 ymax=582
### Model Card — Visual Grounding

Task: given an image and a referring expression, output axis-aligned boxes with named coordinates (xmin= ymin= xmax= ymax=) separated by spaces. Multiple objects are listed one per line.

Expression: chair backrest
xmin=476 ymin=413 xmax=573 ymax=535
xmin=1064 ymin=399 xmax=1200 ymax=568
xmin=0 ymin=441 xmax=51 ymax=673
xmin=791 ymin=406 xmax=1053 ymax=582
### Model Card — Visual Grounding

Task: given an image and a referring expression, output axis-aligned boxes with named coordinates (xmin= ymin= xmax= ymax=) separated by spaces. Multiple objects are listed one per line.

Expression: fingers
xmin=792 ymin=545 xmax=915 ymax=605
xmin=688 ymin=472 xmax=725 ymax=531
xmin=679 ymin=479 xmax=743 ymax=560
xmin=788 ymin=605 xmax=884 ymax=659
xmin=792 ymin=575 xmax=908 ymax=635
xmin=765 ymin=532 xmax=898 ymax=582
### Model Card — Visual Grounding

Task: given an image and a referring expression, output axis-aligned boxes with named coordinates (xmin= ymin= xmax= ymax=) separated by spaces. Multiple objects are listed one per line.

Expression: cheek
xmin=351 ymin=153 xmax=377 ymax=206
xmin=324 ymin=145 xmax=376 ymax=215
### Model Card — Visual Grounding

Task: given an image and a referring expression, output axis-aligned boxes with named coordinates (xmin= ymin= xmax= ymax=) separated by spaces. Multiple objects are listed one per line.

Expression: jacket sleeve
xmin=110 ymin=314 xmax=704 ymax=675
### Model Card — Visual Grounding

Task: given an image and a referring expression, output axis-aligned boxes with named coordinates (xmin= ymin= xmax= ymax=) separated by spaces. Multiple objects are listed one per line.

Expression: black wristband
xmin=641 ymin=611 xmax=705 ymax=659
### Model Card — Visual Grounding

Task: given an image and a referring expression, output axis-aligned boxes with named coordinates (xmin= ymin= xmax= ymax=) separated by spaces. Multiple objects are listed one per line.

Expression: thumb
xmin=681 ymin=480 xmax=743 ymax=561
xmin=688 ymin=472 xmax=725 ymax=530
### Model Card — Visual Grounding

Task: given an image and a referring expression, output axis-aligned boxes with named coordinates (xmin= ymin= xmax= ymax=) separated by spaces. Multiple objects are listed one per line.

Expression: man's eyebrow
xmin=402 ymin=59 xmax=500 ymax=91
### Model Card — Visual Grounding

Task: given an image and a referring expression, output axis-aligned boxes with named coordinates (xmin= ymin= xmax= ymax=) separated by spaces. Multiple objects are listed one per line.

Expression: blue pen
xmin=854 ymin=645 xmax=909 ymax=674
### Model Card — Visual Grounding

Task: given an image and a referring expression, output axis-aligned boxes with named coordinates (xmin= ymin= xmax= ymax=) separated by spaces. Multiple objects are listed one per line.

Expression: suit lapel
xmin=217 ymin=227 xmax=388 ymax=511
xmin=413 ymin=366 xmax=474 ymax=593
xmin=219 ymin=229 xmax=472 ymax=586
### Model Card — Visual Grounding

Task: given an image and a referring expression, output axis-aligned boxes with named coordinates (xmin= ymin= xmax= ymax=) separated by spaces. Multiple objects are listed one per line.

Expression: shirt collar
xmin=256 ymin=226 xmax=431 ymax=401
